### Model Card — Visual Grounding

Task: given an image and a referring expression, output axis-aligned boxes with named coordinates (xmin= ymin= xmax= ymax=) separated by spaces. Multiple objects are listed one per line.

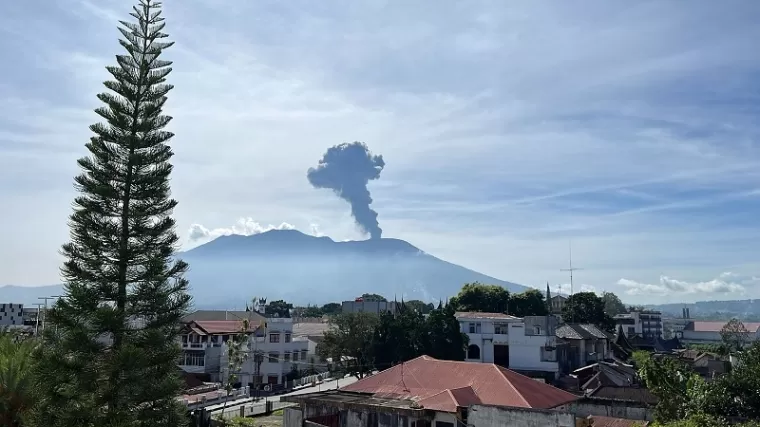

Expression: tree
xmin=265 ymin=300 xmax=293 ymax=318
xmin=321 ymin=302 xmax=341 ymax=316
xmin=424 ymin=303 xmax=468 ymax=361
xmin=633 ymin=351 xmax=703 ymax=422
xmin=508 ymin=289 xmax=548 ymax=317
xmin=602 ymin=291 xmax=627 ymax=317
xmin=218 ymin=319 xmax=251 ymax=426
xmin=372 ymin=310 xmax=429 ymax=369
xmin=562 ymin=292 xmax=614 ymax=331
xmin=361 ymin=293 xmax=387 ymax=302
xmin=0 ymin=330 xmax=37 ymax=427
xmin=405 ymin=300 xmax=434 ymax=314
xmin=317 ymin=312 xmax=378 ymax=379
xmin=30 ymin=2 xmax=191 ymax=426
xmin=450 ymin=282 xmax=509 ymax=313
xmin=720 ymin=318 xmax=750 ymax=352
xmin=295 ymin=305 xmax=323 ymax=318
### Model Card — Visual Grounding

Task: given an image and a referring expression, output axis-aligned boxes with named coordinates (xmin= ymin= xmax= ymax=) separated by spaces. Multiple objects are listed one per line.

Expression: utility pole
xmin=559 ymin=242 xmax=583 ymax=323
xmin=33 ymin=303 xmax=44 ymax=336
xmin=38 ymin=295 xmax=64 ymax=334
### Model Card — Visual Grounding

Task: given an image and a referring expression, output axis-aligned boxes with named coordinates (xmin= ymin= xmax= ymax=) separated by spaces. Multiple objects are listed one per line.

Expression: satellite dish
xmin=264 ymin=384 xmax=272 ymax=392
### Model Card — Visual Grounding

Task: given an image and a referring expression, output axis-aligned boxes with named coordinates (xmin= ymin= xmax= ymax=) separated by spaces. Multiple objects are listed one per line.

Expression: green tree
xmin=450 ymin=282 xmax=509 ymax=313
xmin=699 ymin=341 xmax=760 ymax=420
xmin=720 ymin=318 xmax=750 ymax=352
xmin=405 ymin=300 xmax=434 ymax=314
xmin=321 ymin=302 xmax=342 ymax=315
xmin=633 ymin=351 xmax=703 ymax=422
xmin=295 ymin=305 xmax=323 ymax=318
xmin=562 ymin=292 xmax=614 ymax=331
xmin=218 ymin=319 xmax=251 ymax=426
xmin=508 ymin=289 xmax=548 ymax=317
xmin=265 ymin=300 xmax=293 ymax=318
xmin=0 ymin=330 xmax=37 ymax=427
xmin=372 ymin=310 xmax=429 ymax=369
xmin=361 ymin=293 xmax=387 ymax=302
xmin=30 ymin=2 xmax=191 ymax=425
xmin=602 ymin=291 xmax=627 ymax=317
xmin=424 ymin=303 xmax=468 ymax=361
xmin=318 ymin=312 xmax=378 ymax=379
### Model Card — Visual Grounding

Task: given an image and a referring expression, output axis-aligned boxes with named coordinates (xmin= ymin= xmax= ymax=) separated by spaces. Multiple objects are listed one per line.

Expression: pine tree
xmin=30 ymin=1 xmax=191 ymax=426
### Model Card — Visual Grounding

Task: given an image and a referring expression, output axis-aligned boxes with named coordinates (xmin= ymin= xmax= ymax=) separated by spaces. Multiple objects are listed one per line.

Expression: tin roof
xmin=189 ymin=320 xmax=261 ymax=335
xmin=683 ymin=321 xmax=760 ymax=333
xmin=454 ymin=312 xmax=520 ymax=320
xmin=339 ymin=355 xmax=578 ymax=412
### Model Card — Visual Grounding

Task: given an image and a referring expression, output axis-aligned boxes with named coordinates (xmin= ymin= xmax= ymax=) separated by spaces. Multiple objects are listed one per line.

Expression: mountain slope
xmin=180 ymin=230 xmax=527 ymax=307
xmin=0 ymin=230 xmax=528 ymax=308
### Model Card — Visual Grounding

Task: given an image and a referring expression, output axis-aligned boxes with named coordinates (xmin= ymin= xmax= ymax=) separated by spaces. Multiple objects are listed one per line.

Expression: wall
xmin=342 ymin=301 xmax=398 ymax=315
xmin=0 ymin=303 xmax=25 ymax=327
xmin=283 ymin=407 xmax=304 ymax=427
xmin=468 ymin=404 xmax=576 ymax=427
xmin=563 ymin=399 xmax=653 ymax=422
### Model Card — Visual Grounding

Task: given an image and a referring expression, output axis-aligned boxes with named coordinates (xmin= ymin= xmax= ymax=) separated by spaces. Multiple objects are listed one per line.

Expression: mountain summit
xmin=0 ymin=230 xmax=528 ymax=307
xmin=180 ymin=229 xmax=527 ymax=307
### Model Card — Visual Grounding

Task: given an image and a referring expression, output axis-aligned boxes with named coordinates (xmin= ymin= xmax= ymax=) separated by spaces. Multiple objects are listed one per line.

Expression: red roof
xmin=190 ymin=320 xmax=261 ymax=335
xmin=685 ymin=321 xmax=760 ymax=333
xmin=340 ymin=355 xmax=578 ymax=412
xmin=588 ymin=415 xmax=649 ymax=427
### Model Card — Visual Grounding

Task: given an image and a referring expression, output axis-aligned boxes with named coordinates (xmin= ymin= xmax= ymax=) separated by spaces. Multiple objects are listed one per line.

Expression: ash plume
xmin=307 ymin=142 xmax=385 ymax=239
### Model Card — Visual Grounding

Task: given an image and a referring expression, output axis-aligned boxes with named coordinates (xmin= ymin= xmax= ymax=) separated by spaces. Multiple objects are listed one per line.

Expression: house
xmin=613 ymin=310 xmax=663 ymax=339
xmin=555 ymin=324 xmax=613 ymax=373
xmin=292 ymin=321 xmax=332 ymax=372
xmin=455 ymin=312 xmax=560 ymax=379
xmin=341 ymin=299 xmax=400 ymax=315
xmin=680 ymin=321 xmax=760 ymax=345
xmin=282 ymin=355 xmax=581 ymax=427
xmin=178 ymin=316 xmax=310 ymax=389
xmin=549 ymin=295 xmax=568 ymax=316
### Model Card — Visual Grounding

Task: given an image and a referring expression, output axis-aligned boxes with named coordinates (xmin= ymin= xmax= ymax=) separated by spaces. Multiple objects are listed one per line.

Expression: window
xmin=534 ymin=325 xmax=542 ymax=335
xmin=494 ymin=323 xmax=508 ymax=334
xmin=285 ymin=333 xmax=291 ymax=343
xmin=301 ymin=349 xmax=307 ymax=359
xmin=269 ymin=333 xmax=280 ymax=343
xmin=435 ymin=422 xmax=454 ymax=427
xmin=283 ymin=352 xmax=291 ymax=362
xmin=467 ymin=344 xmax=481 ymax=360
xmin=181 ymin=351 xmax=205 ymax=366
xmin=468 ymin=322 xmax=481 ymax=334
xmin=627 ymin=327 xmax=635 ymax=336
xmin=292 ymin=351 xmax=299 ymax=361
xmin=268 ymin=352 xmax=279 ymax=363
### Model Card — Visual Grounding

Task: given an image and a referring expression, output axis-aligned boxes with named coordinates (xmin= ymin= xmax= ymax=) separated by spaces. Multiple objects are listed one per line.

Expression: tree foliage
xmin=720 ymin=318 xmax=750 ymax=352
xmin=318 ymin=312 xmax=379 ymax=379
xmin=509 ymin=289 xmax=548 ymax=317
xmin=361 ymin=293 xmax=387 ymax=302
xmin=0 ymin=331 xmax=37 ymax=427
xmin=562 ymin=292 xmax=614 ymax=331
xmin=265 ymin=300 xmax=293 ymax=318
xmin=321 ymin=302 xmax=342 ymax=315
xmin=602 ymin=291 xmax=627 ymax=317
xmin=450 ymin=282 xmax=509 ymax=313
xmin=30 ymin=2 xmax=191 ymax=425
xmin=405 ymin=300 xmax=435 ymax=314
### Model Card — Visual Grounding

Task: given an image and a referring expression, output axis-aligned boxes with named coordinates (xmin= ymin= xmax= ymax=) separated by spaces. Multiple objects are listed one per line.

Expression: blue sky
xmin=1 ymin=0 xmax=760 ymax=303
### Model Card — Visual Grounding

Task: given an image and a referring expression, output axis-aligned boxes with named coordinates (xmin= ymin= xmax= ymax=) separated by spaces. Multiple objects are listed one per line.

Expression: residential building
xmin=455 ymin=312 xmax=560 ymax=379
xmin=0 ymin=303 xmax=24 ymax=328
xmin=613 ymin=310 xmax=663 ymax=338
xmin=282 ymin=355 xmax=580 ymax=427
xmin=341 ymin=299 xmax=399 ymax=315
xmin=555 ymin=324 xmax=613 ymax=373
xmin=292 ymin=321 xmax=331 ymax=372
xmin=178 ymin=316 xmax=310 ymax=388
xmin=21 ymin=307 xmax=39 ymax=327
xmin=680 ymin=320 xmax=760 ymax=345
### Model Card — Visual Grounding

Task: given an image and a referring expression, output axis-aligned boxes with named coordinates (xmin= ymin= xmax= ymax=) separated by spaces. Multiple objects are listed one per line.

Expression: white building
xmin=455 ymin=312 xmax=560 ymax=378
xmin=680 ymin=320 xmax=760 ymax=345
xmin=179 ymin=317 xmax=310 ymax=388
xmin=613 ymin=310 xmax=663 ymax=338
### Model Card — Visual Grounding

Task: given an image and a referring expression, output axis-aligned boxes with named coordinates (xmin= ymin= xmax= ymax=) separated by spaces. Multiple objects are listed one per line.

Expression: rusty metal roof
xmin=340 ymin=355 xmax=579 ymax=412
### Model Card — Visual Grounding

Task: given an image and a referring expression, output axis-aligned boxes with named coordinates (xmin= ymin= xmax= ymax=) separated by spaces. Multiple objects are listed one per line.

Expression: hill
xmin=0 ymin=230 xmax=528 ymax=308
xmin=647 ymin=299 xmax=760 ymax=321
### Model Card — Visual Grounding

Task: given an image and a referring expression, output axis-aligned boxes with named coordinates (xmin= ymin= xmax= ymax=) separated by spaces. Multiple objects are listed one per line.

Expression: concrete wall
xmin=468 ymin=404 xmax=576 ymax=427
xmin=562 ymin=400 xmax=653 ymax=422
xmin=283 ymin=407 xmax=304 ymax=427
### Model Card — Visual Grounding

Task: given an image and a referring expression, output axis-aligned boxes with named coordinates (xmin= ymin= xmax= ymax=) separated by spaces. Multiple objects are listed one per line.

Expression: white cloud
xmin=618 ymin=272 xmax=754 ymax=296
xmin=187 ymin=218 xmax=296 ymax=243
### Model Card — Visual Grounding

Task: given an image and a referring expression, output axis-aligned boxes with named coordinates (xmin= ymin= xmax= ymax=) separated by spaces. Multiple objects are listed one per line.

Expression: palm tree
xmin=0 ymin=330 xmax=37 ymax=427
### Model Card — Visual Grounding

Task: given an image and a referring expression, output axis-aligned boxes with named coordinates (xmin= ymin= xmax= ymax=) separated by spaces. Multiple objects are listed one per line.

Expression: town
xmin=2 ymin=283 xmax=760 ymax=426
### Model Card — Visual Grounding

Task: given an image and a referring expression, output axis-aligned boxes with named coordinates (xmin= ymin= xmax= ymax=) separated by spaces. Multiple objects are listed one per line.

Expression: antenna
xmin=559 ymin=242 xmax=583 ymax=323
xmin=559 ymin=241 xmax=583 ymax=297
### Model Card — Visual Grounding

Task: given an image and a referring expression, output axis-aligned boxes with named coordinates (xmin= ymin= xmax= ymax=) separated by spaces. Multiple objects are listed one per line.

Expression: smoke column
xmin=307 ymin=142 xmax=385 ymax=239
